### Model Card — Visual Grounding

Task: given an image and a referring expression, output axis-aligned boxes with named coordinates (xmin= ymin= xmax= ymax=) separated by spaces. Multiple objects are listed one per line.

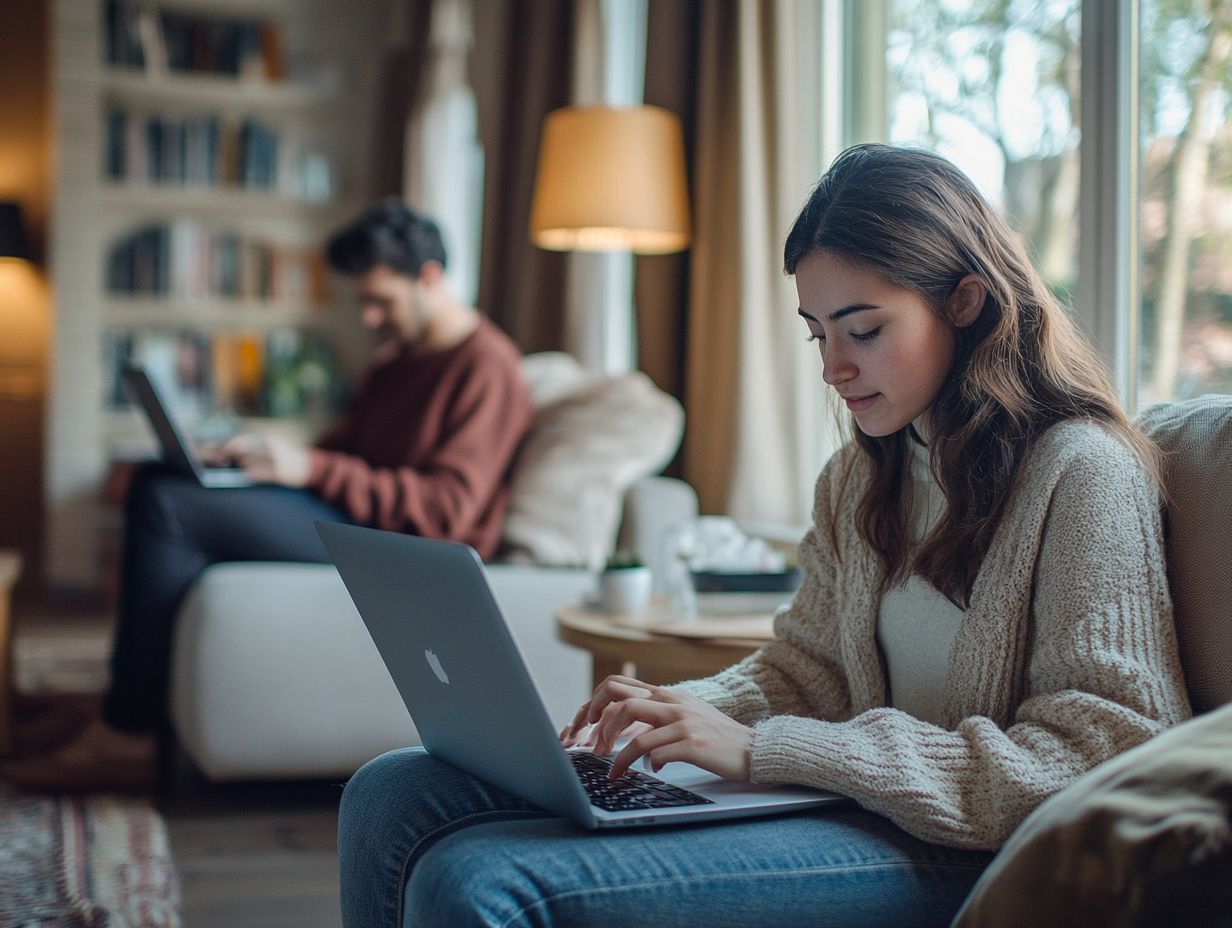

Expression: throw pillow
xmin=953 ymin=703 xmax=1232 ymax=928
xmin=519 ymin=351 xmax=601 ymax=408
xmin=500 ymin=368 xmax=684 ymax=569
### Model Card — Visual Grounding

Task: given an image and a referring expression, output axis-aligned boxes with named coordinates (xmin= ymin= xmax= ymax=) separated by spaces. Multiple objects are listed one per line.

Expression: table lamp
xmin=0 ymin=202 xmax=31 ymax=263
xmin=529 ymin=105 xmax=691 ymax=254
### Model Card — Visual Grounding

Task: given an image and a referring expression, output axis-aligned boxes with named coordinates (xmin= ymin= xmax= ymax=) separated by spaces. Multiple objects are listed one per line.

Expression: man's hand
xmin=560 ymin=674 xmax=754 ymax=782
xmin=219 ymin=433 xmax=312 ymax=487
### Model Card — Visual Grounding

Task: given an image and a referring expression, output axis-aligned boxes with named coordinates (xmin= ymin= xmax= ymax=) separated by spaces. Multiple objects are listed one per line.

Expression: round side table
xmin=555 ymin=601 xmax=774 ymax=689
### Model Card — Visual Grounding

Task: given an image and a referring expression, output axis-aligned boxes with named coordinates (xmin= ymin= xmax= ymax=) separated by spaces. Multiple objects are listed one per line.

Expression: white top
xmin=875 ymin=438 xmax=965 ymax=726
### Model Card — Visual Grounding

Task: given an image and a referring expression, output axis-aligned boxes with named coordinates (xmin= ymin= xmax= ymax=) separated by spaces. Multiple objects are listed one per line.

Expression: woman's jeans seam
xmin=396 ymin=809 xmax=551 ymax=927
xmin=497 ymin=857 xmax=993 ymax=928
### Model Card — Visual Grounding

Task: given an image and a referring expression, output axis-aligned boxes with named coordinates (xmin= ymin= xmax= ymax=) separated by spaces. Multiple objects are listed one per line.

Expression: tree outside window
xmin=883 ymin=0 xmax=1232 ymax=407
xmin=888 ymin=0 xmax=1080 ymax=300
xmin=1139 ymin=0 xmax=1232 ymax=407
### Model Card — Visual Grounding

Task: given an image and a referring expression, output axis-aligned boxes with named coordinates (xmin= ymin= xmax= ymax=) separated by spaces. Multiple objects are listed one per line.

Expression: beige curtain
xmin=642 ymin=0 xmax=841 ymax=525
xmin=470 ymin=0 xmax=576 ymax=352
xmin=368 ymin=4 xmax=429 ymax=200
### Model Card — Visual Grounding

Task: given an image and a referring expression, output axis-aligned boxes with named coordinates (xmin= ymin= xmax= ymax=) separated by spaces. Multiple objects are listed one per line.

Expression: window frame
xmin=1078 ymin=0 xmax=1140 ymax=409
xmin=844 ymin=0 xmax=1143 ymax=410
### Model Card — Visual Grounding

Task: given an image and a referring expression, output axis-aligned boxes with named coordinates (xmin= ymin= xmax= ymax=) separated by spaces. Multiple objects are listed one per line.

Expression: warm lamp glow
xmin=529 ymin=106 xmax=691 ymax=255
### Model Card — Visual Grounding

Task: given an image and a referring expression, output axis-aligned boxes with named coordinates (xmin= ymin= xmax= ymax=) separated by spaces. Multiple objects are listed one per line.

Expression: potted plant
xmin=599 ymin=550 xmax=653 ymax=619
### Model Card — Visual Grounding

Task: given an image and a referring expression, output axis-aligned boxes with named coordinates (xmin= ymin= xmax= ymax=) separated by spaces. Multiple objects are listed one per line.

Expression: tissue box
xmin=690 ymin=568 xmax=801 ymax=593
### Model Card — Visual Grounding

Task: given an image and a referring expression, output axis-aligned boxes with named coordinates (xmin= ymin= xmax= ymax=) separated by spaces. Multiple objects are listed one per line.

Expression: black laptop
xmin=121 ymin=364 xmax=253 ymax=488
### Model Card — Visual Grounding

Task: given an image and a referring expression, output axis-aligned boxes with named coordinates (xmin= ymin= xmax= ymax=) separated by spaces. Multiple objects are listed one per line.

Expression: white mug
xmin=599 ymin=566 xmax=653 ymax=619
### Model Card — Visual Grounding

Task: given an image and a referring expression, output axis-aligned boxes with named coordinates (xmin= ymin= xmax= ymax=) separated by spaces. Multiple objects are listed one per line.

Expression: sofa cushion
xmin=501 ymin=354 xmax=684 ymax=569
xmin=1136 ymin=394 xmax=1232 ymax=714
xmin=952 ymin=703 xmax=1232 ymax=928
xmin=519 ymin=350 xmax=602 ymax=407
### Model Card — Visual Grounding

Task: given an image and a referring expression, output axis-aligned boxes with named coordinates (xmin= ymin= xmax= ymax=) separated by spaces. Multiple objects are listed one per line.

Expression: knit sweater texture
xmin=676 ymin=420 xmax=1192 ymax=850
xmin=307 ymin=317 xmax=533 ymax=560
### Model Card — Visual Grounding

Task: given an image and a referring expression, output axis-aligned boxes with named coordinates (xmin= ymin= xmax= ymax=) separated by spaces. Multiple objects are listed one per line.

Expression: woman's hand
xmin=560 ymin=676 xmax=654 ymax=750
xmin=560 ymin=674 xmax=754 ymax=782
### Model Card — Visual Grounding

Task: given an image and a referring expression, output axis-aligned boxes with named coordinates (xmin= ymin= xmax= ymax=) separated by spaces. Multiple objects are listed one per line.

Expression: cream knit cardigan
xmin=677 ymin=420 xmax=1191 ymax=851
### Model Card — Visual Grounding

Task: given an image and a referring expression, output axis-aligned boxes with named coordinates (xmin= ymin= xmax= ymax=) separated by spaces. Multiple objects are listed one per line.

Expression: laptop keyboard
xmin=570 ymin=752 xmax=713 ymax=812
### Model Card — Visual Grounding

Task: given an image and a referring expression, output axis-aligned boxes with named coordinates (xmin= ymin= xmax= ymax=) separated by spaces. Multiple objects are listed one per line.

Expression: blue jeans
xmin=338 ymin=748 xmax=993 ymax=928
xmin=104 ymin=462 xmax=354 ymax=733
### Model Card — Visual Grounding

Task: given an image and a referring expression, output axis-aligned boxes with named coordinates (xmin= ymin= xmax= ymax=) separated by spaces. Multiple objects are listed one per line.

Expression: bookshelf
xmin=101 ymin=70 xmax=341 ymax=113
xmin=48 ymin=0 xmax=395 ymax=590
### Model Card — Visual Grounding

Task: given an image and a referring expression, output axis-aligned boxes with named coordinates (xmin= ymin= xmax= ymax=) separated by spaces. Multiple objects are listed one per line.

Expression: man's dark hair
xmin=325 ymin=199 xmax=447 ymax=278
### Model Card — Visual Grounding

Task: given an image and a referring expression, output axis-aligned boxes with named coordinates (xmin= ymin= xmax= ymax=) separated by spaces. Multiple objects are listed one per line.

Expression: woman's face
xmin=794 ymin=250 xmax=957 ymax=438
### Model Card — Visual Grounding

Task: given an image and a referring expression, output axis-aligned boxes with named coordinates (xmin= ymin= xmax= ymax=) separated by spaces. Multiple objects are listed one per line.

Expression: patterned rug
xmin=0 ymin=782 xmax=181 ymax=927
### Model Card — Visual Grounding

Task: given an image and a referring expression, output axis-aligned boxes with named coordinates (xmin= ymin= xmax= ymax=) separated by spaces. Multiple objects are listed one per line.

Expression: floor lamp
xmin=529 ymin=105 xmax=691 ymax=373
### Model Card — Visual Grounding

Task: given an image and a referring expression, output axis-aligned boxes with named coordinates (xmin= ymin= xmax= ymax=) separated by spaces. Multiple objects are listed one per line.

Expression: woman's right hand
xmin=559 ymin=676 xmax=655 ymax=750
xmin=560 ymin=673 xmax=754 ymax=781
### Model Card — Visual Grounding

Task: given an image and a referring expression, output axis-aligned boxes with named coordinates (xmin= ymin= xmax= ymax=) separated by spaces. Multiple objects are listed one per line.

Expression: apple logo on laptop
xmin=425 ymin=648 xmax=450 ymax=685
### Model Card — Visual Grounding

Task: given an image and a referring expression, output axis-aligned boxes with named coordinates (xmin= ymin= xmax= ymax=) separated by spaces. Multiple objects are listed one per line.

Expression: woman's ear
xmin=948 ymin=275 xmax=987 ymax=328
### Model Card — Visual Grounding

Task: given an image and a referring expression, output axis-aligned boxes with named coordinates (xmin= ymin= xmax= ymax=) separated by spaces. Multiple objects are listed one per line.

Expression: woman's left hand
xmin=575 ymin=675 xmax=755 ymax=782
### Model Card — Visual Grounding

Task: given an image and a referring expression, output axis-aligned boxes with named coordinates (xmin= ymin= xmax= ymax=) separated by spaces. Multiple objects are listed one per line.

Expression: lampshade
xmin=0 ymin=202 xmax=31 ymax=262
xmin=529 ymin=105 xmax=691 ymax=255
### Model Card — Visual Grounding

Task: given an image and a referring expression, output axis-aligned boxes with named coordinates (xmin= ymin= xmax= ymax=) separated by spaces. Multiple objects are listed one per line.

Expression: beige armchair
xmin=955 ymin=394 xmax=1232 ymax=927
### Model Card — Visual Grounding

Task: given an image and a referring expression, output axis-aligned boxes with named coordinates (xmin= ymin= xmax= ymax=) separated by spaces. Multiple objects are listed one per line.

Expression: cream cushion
xmin=1137 ymin=394 xmax=1232 ymax=713
xmin=500 ymin=353 xmax=685 ymax=569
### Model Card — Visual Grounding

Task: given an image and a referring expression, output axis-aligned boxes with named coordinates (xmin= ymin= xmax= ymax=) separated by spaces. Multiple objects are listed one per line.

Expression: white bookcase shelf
xmin=99 ymin=184 xmax=337 ymax=220
xmin=101 ymin=70 xmax=340 ymax=114
xmin=48 ymin=0 xmax=392 ymax=590
xmin=102 ymin=297 xmax=338 ymax=328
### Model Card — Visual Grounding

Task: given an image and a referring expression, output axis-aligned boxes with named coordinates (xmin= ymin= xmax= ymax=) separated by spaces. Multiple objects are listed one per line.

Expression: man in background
xmin=4 ymin=200 xmax=534 ymax=791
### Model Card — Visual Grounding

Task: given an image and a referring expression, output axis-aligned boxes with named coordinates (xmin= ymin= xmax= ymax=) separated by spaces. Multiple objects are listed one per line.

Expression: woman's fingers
xmin=603 ymin=674 xmax=659 ymax=692
xmin=607 ymin=722 xmax=687 ymax=779
xmin=559 ymin=723 xmax=596 ymax=749
xmin=586 ymin=678 xmax=657 ymax=724
xmin=610 ymin=700 xmax=755 ymax=782
xmin=562 ymin=703 xmax=592 ymax=743
xmin=592 ymin=698 xmax=678 ymax=756
xmin=560 ymin=676 xmax=658 ymax=743
xmin=561 ymin=679 xmax=755 ymax=781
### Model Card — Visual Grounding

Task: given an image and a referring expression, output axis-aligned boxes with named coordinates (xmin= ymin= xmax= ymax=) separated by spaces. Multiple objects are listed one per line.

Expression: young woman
xmin=336 ymin=144 xmax=1191 ymax=927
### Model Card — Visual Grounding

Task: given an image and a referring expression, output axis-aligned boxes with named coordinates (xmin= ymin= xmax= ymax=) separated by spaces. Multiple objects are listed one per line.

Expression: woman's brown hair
xmin=784 ymin=143 xmax=1160 ymax=608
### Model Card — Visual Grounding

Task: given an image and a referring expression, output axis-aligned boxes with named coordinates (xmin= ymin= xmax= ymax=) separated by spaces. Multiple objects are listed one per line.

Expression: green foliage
xmin=604 ymin=550 xmax=645 ymax=571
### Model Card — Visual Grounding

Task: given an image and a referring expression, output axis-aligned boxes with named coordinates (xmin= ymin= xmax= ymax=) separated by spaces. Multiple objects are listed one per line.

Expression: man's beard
xmin=374 ymin=321 xmax=426 ymax=355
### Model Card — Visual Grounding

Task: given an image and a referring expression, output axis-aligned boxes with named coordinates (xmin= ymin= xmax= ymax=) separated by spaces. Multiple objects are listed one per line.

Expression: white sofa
xmin=170 ymin=476 xmax=697 ymax=781
xmin=168 ymin=353 xmax=696 ymax=782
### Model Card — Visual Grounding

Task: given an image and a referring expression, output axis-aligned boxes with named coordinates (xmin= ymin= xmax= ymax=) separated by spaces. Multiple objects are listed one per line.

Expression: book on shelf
xmin=106 ymin=221 xmax=330 ymax=304
xmin=104 ymin=0 xmax=146 ymax=70
xmin=104 ymin=109 xmax=333 ymax=200
xmin=105 ymin=328 xmax=346 ymax=422
xmin=105 ymin=0 xmax=286 ymax=82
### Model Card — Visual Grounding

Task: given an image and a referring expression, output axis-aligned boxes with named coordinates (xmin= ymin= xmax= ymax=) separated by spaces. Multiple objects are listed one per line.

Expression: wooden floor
xmin=161 ymin=774 xmax=345 ymax=928
xmin=12 ymin=595 xmax=347 ymax=928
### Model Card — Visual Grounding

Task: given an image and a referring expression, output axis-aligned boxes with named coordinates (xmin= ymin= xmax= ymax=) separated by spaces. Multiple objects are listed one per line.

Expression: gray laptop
xmin=316 ymin=521 xmax=845 ymax=829
xmin=121 ymin=364 xmax=253 ymax=488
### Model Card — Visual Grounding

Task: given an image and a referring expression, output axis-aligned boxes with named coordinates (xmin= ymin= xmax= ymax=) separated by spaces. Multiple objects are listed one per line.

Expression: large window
xmin=888 ymin=0 xmax=1081 ymax=299
xmin=855 ymin=0 xmax=1232 ymax=409
xmin=1137 ymin=0 xmax=1232 ymax=407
